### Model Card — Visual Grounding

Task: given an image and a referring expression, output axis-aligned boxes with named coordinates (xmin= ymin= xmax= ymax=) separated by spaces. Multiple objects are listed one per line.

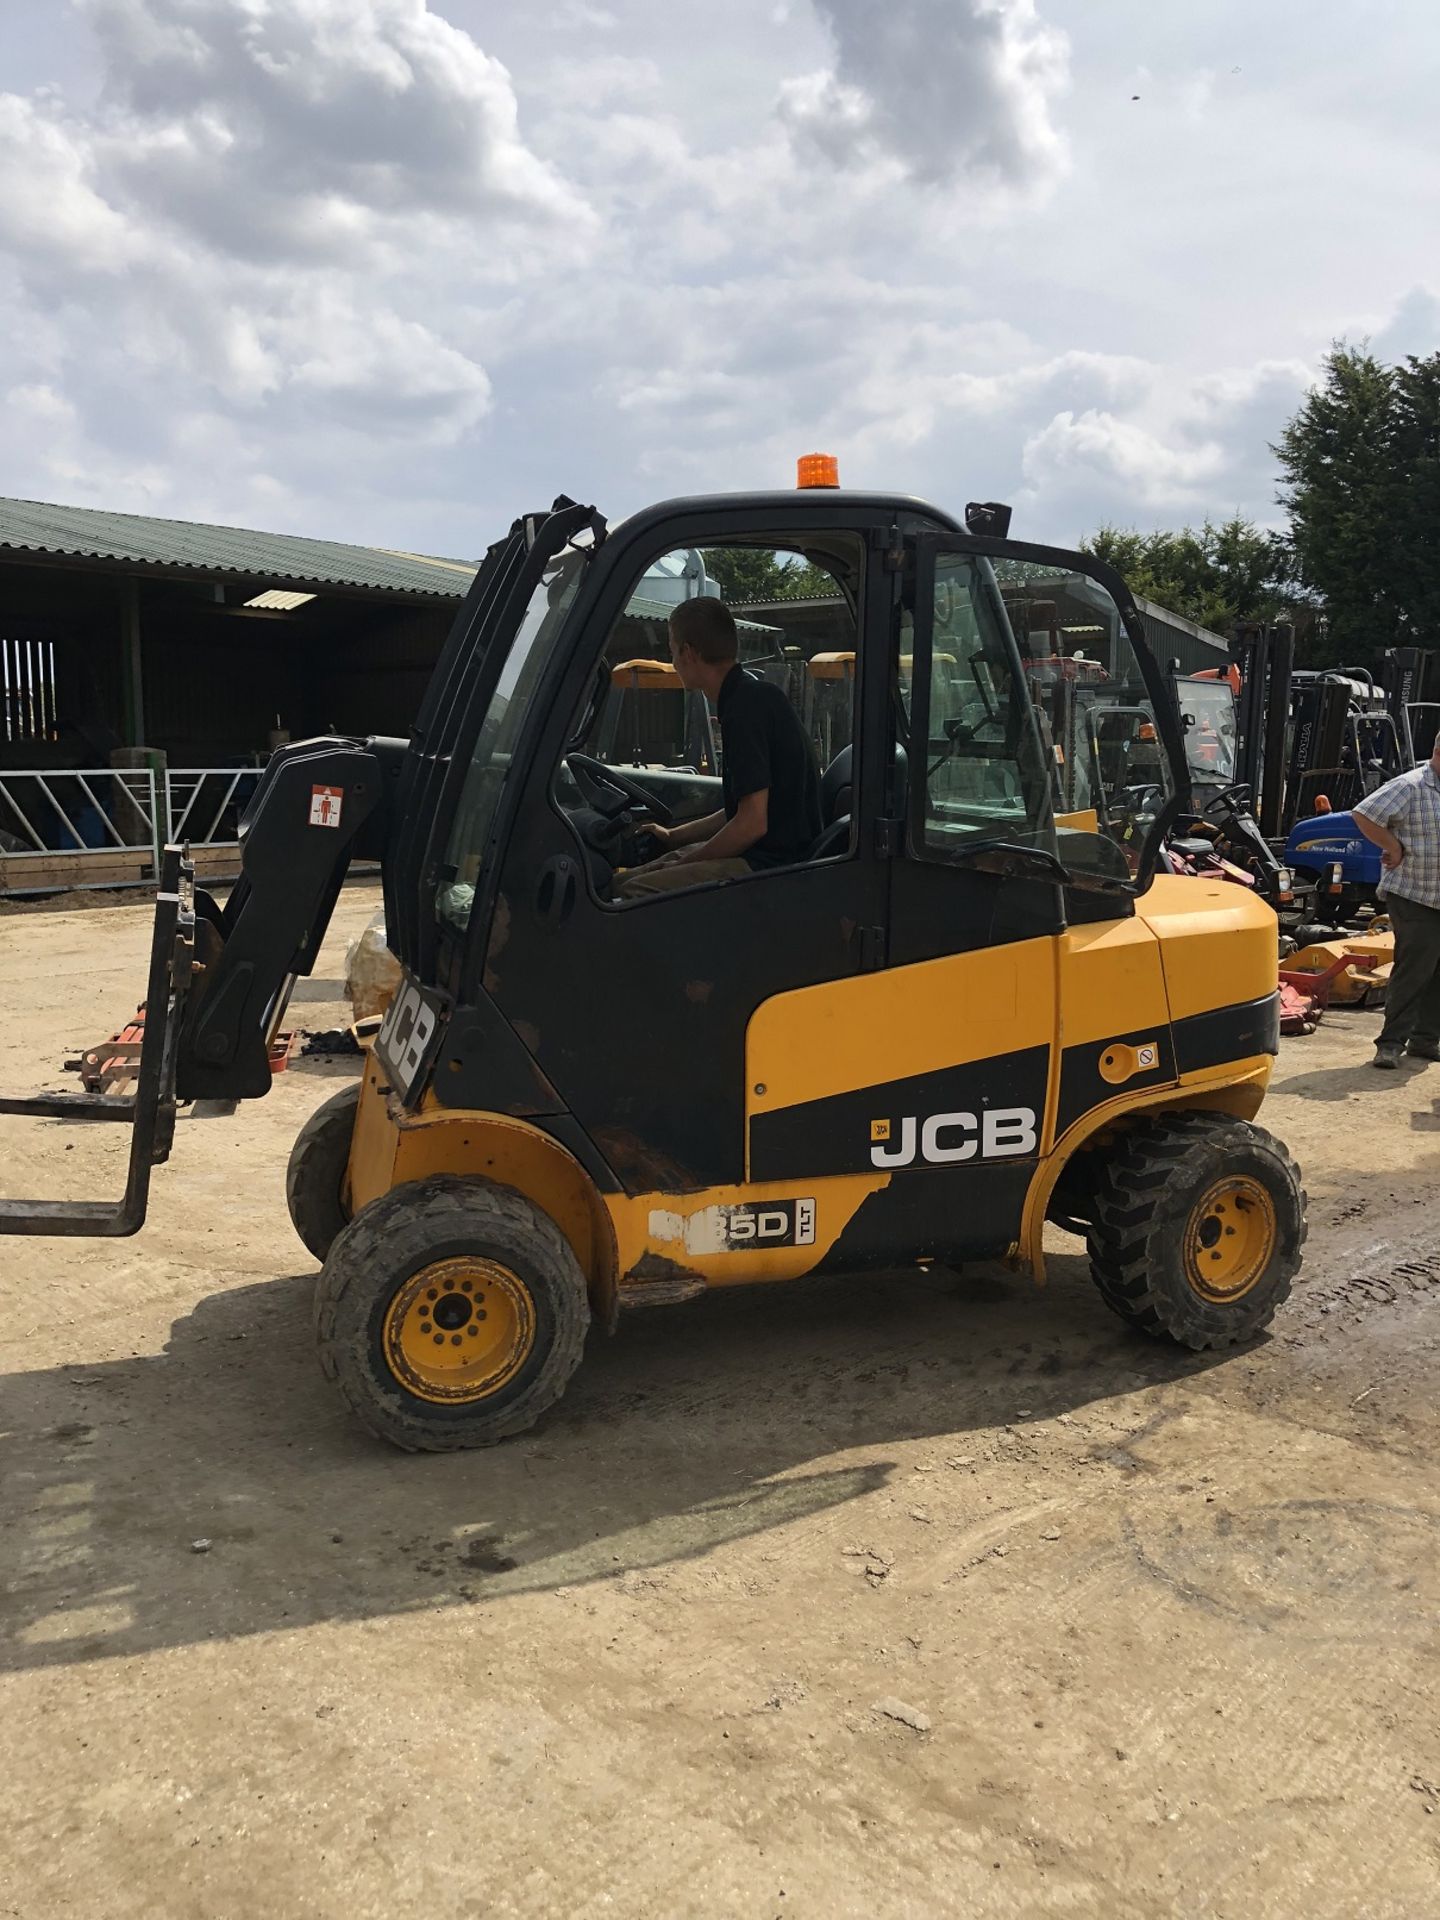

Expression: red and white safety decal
xmin=309 ymin=785 xmax=344 ymax=828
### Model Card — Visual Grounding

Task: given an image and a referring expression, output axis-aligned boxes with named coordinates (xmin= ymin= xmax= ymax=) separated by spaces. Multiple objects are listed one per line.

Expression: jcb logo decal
xmin=376 ymin=980 xmax=438 ymax=1093
xmin=870 ymin=1108 xmax=1038 ymax=1169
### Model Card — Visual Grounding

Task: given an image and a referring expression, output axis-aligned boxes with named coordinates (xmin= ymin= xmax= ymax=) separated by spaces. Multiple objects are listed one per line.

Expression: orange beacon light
xmin=797 ymin=452 xmax=840 ymax=489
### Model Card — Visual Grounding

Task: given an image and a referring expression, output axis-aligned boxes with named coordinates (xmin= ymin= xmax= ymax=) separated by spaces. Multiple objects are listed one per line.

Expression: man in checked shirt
xmin=1353 ymin=735 xmax=1440 ymax=1067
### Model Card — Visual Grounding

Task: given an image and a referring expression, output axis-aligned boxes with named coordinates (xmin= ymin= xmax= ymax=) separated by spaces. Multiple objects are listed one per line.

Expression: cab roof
xmin=604 ymin=489 xmax=968 ymax=541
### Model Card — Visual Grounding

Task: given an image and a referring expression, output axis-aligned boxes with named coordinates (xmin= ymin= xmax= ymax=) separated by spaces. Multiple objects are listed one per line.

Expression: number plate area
xmin=373 ymin=975 xmax=445 ymax=1101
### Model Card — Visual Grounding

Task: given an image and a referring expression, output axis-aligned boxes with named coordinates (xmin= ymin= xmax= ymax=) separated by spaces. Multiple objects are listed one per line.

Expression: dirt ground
xmin=2 ymin=885 xmax=1438 ymax=1920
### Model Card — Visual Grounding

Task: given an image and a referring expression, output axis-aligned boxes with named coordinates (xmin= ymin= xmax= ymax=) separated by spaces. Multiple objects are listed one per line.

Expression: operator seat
xmin=809 ymin=743 xmax=908 ymax=859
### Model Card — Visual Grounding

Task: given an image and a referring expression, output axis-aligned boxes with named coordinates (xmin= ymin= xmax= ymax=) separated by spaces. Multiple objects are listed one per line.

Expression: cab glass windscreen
xmin=997 ymin=560 xmax=1174 ymax=875
xmin=437 ymin=548 xmax=587 ymax=932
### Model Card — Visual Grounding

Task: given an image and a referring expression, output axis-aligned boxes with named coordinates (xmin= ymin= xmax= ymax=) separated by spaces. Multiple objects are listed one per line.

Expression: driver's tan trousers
xmin=616 ymin=857 xmax=752 ymax=899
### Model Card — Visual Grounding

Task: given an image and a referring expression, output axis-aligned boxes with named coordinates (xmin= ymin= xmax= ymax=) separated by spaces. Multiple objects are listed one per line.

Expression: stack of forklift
xmin=1168 ymin=629 xmax=1440 ymax=1014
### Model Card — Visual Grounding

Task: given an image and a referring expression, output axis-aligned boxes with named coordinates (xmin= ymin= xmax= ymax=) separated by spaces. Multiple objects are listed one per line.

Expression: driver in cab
xmin=618 ymin=596 xmax=822 ymax=898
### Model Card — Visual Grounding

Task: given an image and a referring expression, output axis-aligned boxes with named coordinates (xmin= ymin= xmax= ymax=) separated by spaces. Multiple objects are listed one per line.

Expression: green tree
xmin=701 ymin=548 xmax=834 ymax=603
xmin=1389 ymin=352 xmax=1440 ymax=647
xmin=1273 ymin=344 xmax=1405 ymax=665
xmin=1080 ymin=519 xmax=1290 ymax=633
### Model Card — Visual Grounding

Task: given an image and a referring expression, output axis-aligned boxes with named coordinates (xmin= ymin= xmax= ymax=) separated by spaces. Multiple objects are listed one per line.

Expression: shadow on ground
xmin=1273 ymin=1057 xmax=1440 ymax=1104
xmin=1 ymin=1254 xmax=1228 ymax=1672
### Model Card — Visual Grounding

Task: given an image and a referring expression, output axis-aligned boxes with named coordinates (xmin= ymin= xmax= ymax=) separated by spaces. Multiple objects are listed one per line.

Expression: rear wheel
xmin=1086 ymin=1112 xmax=1306 ymax=1350
xmin=314 ymin=1175 xmax=590 ymax=1451
xmin=286 ymin=1083 xmax=360 ymax=1262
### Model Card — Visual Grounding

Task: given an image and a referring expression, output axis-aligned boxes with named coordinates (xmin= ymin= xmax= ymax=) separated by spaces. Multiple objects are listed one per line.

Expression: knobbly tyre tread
xmin=314 ymin=1174 xmax=590 ymax=1451
xmin=286 ymin=1083 xmax=361 ymax=1262
xmin=1085 ymin=1111 xmax=1307 ymax=1350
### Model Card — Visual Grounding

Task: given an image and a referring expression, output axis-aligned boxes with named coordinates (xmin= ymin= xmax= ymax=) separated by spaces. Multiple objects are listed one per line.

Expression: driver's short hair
xmin=670 ymin=595 xmax=738 ymax=665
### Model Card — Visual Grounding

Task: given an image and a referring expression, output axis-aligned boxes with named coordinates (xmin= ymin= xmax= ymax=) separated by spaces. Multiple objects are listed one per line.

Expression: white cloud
xmin=0 ymin=0 xmax=1435 ymax=558
xmin=270 ymin=296 xmax=493 ymax=438
xmin=1370 ymin=286 xmax=1440 ymax=363
xmin=537 ymin=55 xmax=662 ymax=111
xmin=0 ymin=0 xmax=583 ymax=533
xmin=1016 ymin=359 xmax=1316 ymax=533
xmin=0 ymin=92 xmax=142 ymax=275
xmin=4 ymin=375 xmax=170 ymax=507
xmin=546 ymin=2 xmax=617 ymax=27
xmin=1178 ymin=69 xmax=1216 ymax=122
xmin=80 ymin=0 xmax=593 ymax=261
xmin=6 ymin=382 xmax=79 ymax=432
xmin=778 ymin=0 xmax=1069 ymax=191
xmin=1024 ymin=409 xmax=1226 ymax=507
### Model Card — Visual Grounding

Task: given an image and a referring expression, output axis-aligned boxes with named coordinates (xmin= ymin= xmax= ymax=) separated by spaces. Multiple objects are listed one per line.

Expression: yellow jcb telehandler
xmin=0 ymin=473 xmax=1305 ymax=1449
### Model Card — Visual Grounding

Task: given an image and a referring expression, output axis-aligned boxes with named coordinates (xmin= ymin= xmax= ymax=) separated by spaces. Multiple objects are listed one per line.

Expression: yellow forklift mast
xmin=0 ymin=476 xmax=1305 ymax=1451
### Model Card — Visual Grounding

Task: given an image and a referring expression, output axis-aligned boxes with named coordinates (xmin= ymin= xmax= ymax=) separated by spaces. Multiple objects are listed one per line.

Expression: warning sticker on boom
xmin=310 ymin=785 xmax=344 ymax=828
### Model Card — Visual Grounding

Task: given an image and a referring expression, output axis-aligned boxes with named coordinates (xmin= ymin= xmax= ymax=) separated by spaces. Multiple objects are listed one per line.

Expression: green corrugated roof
xmin=623 ymin=593 xmax=780 ymax=638
xmin=0 ymin=494 xmax=477 ymax=600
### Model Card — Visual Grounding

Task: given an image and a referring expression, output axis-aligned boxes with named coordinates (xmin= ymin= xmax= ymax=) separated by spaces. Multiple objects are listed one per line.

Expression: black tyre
xmin=314 ymin=1175 xmax=590 ymax=1451
xmin=286 ymin=1083 xmax=361 ymax=1262
xmin=1086 ymin=1112 xmax=1306 ymax=1350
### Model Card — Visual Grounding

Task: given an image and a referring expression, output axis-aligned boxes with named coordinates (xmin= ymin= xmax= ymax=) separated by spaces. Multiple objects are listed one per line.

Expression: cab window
xmin=1000 ymin=559 xmax=1175 ymax=875
xmin=555 ymin=536 xmax=862 ymax=899
xmin=901 ymin=552 xmax=1055 ymax=855
xmin=438 ymin=545 xmax=587 ymax=932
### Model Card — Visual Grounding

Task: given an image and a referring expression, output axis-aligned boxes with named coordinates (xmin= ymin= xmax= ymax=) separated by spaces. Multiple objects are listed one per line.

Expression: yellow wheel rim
xmin=383 ymin=1257 xmax=536 ymax=1405
xmin=1183 ymin=1176 xmax=1277 ymax=1304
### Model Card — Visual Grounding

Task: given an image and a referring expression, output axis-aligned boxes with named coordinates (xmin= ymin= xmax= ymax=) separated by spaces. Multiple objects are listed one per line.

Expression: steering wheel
xmin=565 ymin=751 xmax=675 ymax=826
xmin=1203 ymin=781 xmax=1254 ymax=816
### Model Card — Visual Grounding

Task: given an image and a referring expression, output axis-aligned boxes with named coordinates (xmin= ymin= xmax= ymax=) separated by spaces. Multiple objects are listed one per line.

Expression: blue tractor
xmin=1283 ymin=809 xmax=1382 ymax=925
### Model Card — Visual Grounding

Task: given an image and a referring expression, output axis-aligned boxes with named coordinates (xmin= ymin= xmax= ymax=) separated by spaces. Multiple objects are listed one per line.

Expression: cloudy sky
xmin=0 ymin=0 xmax=1436 ymax=559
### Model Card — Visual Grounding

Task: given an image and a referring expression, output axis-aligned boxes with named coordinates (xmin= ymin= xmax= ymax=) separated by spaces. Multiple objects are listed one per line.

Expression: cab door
xmin=807 ymin=534 xmax=1066 ymax=1265
xmin=475 ymin=503 xmax=894 ymax=1194
xmin=877 ymin=538 xmax=1182 ymax=1244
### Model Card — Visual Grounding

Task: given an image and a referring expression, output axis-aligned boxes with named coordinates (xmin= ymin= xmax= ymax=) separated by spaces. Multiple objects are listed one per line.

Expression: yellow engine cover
xmin=1134 ymin=874 xmax=1281 ymax=1019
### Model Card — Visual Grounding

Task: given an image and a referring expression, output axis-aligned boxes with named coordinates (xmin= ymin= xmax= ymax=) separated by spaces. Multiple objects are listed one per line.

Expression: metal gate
xmin=0 ymin=765 xmax=262 ymax=894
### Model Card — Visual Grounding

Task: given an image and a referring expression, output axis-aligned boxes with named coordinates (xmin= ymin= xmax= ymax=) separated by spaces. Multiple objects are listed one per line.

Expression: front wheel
xmin=314 ymin=1175 xmax=591 ymax=1451
xmin=286 ymin=1083 xmax=360 ymax=1262
xmin=1086 ymin=1112 xmax=1306 ymax=1350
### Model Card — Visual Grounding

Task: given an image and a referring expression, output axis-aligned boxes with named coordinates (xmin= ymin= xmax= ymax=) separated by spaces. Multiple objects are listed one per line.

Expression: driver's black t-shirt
xmin=716 ymin=664 xmax=823 ymax=869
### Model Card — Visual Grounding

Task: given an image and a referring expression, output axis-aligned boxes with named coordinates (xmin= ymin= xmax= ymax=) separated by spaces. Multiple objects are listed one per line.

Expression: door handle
xmin=534 ymin=854 xmax=578 ymax=930
xmin=857 ymin=924 xmax=886 ymax=970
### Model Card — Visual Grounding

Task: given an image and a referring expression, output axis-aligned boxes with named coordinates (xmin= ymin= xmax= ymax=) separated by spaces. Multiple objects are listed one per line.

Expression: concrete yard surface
xmin=2 ymin=889 xmax=1438 ymax=1918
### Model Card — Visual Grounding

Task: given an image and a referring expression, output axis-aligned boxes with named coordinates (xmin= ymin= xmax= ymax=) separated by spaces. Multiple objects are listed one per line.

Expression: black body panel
xmin=1063 ymin=886 xmax=1136 ymax=926
xmin=490 ymin=859 xmax=877 ymax=1192
xmin=887 ymin=861 xmax=1065 ymax=967
xmin=431 ymin=988 xmax=567 ymax=1117
xmin=814 ymin=1162 xmax=1036 ymax=1271
xmin=1173 ymin=993 xmax=1280 ymax=1073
